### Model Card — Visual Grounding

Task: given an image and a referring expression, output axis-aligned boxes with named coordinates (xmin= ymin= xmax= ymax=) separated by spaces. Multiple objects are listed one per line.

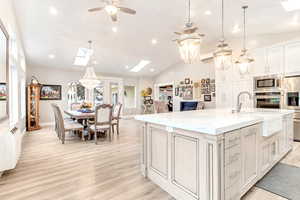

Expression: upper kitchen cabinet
xmin=252 ymin=48 xmax=266 ymax=76
xmin=265 ymin=45 xmax=284 ymax=75
xmin=285 ymin=41 xmax=300 ymax=75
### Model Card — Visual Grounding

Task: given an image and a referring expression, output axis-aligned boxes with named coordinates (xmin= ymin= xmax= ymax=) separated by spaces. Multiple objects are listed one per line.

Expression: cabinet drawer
xmin=225 ymin=130 xmax=241 ymax=149
xmin=225 ymin=145 xmax=241 ymax=166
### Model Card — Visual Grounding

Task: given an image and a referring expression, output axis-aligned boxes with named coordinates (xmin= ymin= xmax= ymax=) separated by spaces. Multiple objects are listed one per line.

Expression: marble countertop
xmin=134 ymin=108 xmax=294 ymax=135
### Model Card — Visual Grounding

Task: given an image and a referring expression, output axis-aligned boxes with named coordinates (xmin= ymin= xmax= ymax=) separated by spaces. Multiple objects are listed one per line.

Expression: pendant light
xmin=79 ymin=41 xmax=100 ymax=90
xmin=213 ymin=0 xmax=233 ymax=70
xmin=174 ymin=0 xmax=204 ymax=64
xmin=235 ymin=6 xmax=254 ymax=75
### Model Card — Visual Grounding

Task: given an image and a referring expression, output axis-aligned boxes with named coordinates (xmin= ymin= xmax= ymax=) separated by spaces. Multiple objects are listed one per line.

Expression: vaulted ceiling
xmin=13 ymin=0 xmax=300 ymax=77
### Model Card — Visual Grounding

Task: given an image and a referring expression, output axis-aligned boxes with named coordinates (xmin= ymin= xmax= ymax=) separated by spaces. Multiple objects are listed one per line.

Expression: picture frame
xmin=204 ymin=95 xmax=212 ymax=102
xmin=184 ymin=78 xmax=190 ymax=85
xmin=40 ymin=84 xmax=62 ymax=100
xmin=175 ymin=87 xmax=179 ymax=96
xmin=0 ymin=83 xmax=7 ymax=101
xmin=144 ymin=96 xmax=151 ymax=101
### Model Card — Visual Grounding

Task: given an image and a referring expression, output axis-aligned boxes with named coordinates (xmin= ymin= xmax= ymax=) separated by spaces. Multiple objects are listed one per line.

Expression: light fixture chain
xmin=243 ymin=6 xmax=247 ymax=50
xmin=188 ymin=0 xmax=191 ymax=24
xmin=221 ymin=0 xmax=224 ymax=40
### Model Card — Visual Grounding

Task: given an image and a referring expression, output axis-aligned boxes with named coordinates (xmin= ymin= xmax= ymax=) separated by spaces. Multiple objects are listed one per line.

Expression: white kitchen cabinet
xmin=285 ymin=41 xmax=300 ymax=75
xmin=241 ymin=124 xmax=259 ymax=193
xmin=265 ymin=45 xmax=284 ymax=75
xmin=251 ymin=48 xmax=266 ymax=76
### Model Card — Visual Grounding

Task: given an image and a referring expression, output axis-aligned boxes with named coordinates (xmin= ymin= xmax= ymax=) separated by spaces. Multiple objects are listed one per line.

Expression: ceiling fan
xmin=88 ymin=0 xmax=136 ymax=22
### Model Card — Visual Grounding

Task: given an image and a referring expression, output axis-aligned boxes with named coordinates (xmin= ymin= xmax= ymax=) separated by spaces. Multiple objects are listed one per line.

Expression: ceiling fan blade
xmin=183 ymin=27 xmax=198 ymax=34
xmin=88 ymin=7 xmax=104 ymax=12
xmin=118 ymin=7 xmax=136 ymax=15
xmin=174 ymin=32 xmax=182 ymax=35
xmin=111 ymin=14 xmax=118 ymax=22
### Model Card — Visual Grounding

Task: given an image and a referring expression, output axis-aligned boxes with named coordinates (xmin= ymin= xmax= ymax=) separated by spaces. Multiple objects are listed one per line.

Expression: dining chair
xmin=89 ymin=104 xmax=113 ymax=144
xmin=112 ymin=103 xmax=122 ymax=135
xmin=154 ymin=101 xmax=169 ymax=113
xmin=51 ymin=104 xmax=60 ymax=138
xmin=52 ymin=104 xmax=84 ymax=144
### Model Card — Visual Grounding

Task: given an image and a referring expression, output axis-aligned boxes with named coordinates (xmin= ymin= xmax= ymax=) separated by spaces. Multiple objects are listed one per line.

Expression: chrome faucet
xmin=234 ymin=91 xmax=252 ymax=113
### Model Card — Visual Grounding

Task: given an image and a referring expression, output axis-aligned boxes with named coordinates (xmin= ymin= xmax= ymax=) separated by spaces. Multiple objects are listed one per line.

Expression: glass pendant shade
xmin=214 ymin=41 xmax=233 ymax=70
xmin=177 ymin=32 xmax=203 ymax=64
xmin=236 ymin=6 xmax=254 ymax=75
xmin=79 ymin=66 xmax=100 ymax=89
xmin=235 ymin=49 xmax=254 ymax=75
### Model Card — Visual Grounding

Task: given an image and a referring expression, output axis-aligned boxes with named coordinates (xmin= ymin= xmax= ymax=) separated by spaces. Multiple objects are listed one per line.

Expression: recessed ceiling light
xmin=281 ymin=0 xmax=300 ymax=12
xmin=48 ymin=54 xmax=55 ymax=59
xmin=232 ymin=24 xmax=241 ymax=34
xmin=151 ymin=39 xmax=157 ymax=45
xmin=112 ymin=27 xmax=118 ymax=33
xmin=49 ymin=6 xmax=58 ymax=16
xmin=150 ymin=68 xmax=155 ymax=72
xmin=204 ymin=10 xmax=212 ymax=15
xmin=130 ymin=60 xmax=151 ymax=72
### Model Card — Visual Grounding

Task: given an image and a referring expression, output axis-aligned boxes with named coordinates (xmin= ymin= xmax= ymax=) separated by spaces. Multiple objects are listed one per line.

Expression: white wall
xmin=154 ymin=61 xmax=216 ymax=110
xmin=0 ymin=0 xmax=27 ymax=132
xmin=27 ymin=65 xmax=151 ymax=123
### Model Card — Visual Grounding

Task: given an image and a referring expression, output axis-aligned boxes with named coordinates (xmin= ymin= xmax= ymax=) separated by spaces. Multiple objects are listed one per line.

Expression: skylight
xmin=130 ymin=60 xmax=151 ymax=72
xmin=281 ymin=0 xmax=300 ymax=12
xmin=73 ymin=48 xmax=93 ymax=66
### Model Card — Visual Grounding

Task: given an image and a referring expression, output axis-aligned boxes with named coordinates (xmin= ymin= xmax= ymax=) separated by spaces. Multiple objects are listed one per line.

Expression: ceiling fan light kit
xmin=88 ymin=0 xmax=136 ymax=22
xmin=213 ymin=0 xmax=233 ymax=70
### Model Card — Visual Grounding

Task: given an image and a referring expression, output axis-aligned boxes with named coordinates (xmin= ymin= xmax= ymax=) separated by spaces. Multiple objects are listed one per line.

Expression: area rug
xmin=256 ymin=163 xmax=300 ymax=200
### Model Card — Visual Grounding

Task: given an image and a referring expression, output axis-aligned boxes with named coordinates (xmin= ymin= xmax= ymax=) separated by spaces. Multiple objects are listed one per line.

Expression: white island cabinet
xmin=135 ymin=109 xmax=294 ymax=200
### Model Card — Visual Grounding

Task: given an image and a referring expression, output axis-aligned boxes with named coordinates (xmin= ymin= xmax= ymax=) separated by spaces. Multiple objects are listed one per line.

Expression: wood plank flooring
xmin=0 ymin=119 xmax=298 ymax=200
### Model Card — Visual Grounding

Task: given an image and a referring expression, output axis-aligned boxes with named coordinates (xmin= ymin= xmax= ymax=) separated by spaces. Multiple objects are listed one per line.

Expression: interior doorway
xmin=155 ymin=83 xmax=174 ymax=112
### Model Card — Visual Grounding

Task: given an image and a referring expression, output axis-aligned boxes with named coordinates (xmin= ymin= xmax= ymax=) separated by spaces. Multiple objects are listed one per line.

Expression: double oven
xmin=254 ymin=75 xmax=300 ymax=141
xmin=254 ymin=75 xmax=283 ymax=109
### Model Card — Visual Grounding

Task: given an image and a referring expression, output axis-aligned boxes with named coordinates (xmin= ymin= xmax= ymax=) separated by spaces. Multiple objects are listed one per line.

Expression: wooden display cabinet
xmin=27 ymin=83 xmax=41 ymax=131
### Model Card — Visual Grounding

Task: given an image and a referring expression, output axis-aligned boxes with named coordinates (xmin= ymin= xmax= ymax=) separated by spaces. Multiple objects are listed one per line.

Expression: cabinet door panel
xmin=150 ymin=127 xmax=168 ymax=177
xmin=172 ymin=134 xmax=198 ymax=195
xmin=266 ymin=46 xmax=284 ymax=75
xmin=241 ymin=125 xmax=258 ymax=189
xmin=260 ymin=141 xmax=270 ymax=175
xmin=251 ymin=48 xmax=266 ymax=76
xmin=285 ymin=42 xmax=300 ymax=74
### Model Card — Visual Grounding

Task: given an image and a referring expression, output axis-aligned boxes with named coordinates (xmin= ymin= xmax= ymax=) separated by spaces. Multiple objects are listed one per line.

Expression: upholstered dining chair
xmin=153 ymin=101 xmax=169 ymax=113
xmin=51 ymin=104 xmax=84 ymax=144
xmin=112 ymin=103 xmax=122 ymax=135
xmin=89 ymin=104 xmax=113 ymax=144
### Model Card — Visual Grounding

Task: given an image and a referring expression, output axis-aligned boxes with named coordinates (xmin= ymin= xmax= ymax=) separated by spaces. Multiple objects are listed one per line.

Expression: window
xmin=20 ymin=77 xmax=26 ymax=118
xmin=94 ymin=84 xmax=104 ymax=106
xmin=67 ymin=82 xmax=85 ymax=107
xmin=10 ymin=66 xmax=18 ymax=126
xmin=124 ymin=86 xmax=136 ymax=108
xmin=110 ymin=83 xmax=119 ymax=105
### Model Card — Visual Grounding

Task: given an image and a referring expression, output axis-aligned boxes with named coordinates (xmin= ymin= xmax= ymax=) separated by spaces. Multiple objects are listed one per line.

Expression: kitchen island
xmin=135 ymin=109 xmax=294 ymax=200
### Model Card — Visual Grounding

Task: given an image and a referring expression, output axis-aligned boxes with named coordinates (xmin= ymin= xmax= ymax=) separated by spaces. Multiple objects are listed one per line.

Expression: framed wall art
xmin=40 ymin=84 xmax=62 ymax=100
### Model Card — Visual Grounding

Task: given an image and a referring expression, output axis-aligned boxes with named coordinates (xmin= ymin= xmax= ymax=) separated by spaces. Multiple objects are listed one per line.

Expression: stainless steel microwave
xmin=254 ymin=75 xmax=282 ymax=92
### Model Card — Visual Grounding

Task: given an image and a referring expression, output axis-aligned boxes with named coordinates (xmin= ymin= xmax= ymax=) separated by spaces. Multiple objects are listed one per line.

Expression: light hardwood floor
xmin=0 ymin=119 xmax=299 ymax=200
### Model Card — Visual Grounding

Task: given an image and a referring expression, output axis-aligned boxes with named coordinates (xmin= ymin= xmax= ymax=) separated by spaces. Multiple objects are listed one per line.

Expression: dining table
xmin=64 ymin=110 xmax=95 ymax=140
